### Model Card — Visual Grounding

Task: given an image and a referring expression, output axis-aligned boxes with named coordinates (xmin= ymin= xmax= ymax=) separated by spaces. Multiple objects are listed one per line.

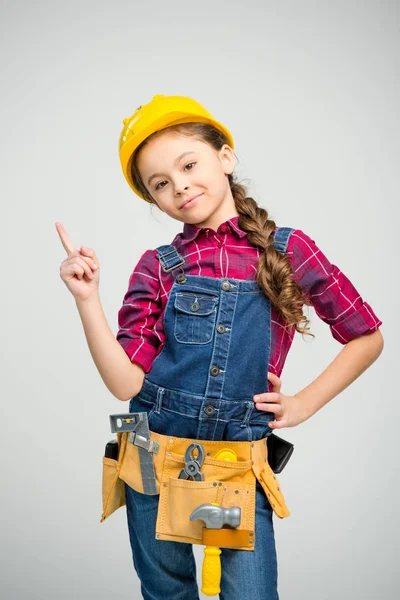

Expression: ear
xmin=219 ymin=144 xmax=236 ymax=175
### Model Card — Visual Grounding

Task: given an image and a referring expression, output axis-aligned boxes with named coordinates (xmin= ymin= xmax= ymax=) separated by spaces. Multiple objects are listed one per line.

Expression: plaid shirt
xmin=116 ymin=217 xmax=382 ymax=376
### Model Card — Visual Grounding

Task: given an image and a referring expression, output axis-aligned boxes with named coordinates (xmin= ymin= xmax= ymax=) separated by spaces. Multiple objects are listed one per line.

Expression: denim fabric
xmin=126 ymin=473 xmax=277 ymax=600
xmin=124 ymin=227 xmax=293 ymax=599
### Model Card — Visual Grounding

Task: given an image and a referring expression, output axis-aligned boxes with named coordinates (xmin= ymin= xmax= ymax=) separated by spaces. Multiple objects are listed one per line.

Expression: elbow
xmin=117 ymin=366 xmax=146 ymax=403
xmin=355 ymin=328 xmax=384 ymax=363
xmin=370 ymin=327 xmax=384 ymax=355
xmin=116 ymin=388 xmax=138 ymax=403
xmin=118 ymin=395 xmax=132 ymax=403
xmin=110 ymin=389 xmax=133 ymax=403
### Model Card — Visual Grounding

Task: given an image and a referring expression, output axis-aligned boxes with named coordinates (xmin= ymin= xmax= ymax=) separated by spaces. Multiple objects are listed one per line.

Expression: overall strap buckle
xmin=155 ymin=244 xmax=186 ymax=273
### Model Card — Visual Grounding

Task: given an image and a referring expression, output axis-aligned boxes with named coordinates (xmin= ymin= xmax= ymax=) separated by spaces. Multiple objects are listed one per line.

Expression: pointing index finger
xmin=55 ymin=222 xmax=77 ymax=256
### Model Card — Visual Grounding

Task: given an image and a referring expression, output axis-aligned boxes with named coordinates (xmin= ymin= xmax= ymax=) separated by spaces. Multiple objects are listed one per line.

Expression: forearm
xmin=295 ymin=329 xmax=384 ymax=419
xmin=75 ymin=292 xmax=144 ymax=401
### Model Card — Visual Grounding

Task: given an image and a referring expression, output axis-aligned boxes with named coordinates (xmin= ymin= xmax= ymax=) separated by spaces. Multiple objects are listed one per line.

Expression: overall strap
xmin=273 ymin=226 xmax=295 ymax=254
xmin=155 ymin=245 xmax=186 ymax=273
xmin=155 ymin=226 xmax=295 ymax=274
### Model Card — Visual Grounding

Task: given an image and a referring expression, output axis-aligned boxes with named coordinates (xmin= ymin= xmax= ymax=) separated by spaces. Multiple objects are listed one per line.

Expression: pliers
xmin=178 ymin=442 xmax=205 ymax=481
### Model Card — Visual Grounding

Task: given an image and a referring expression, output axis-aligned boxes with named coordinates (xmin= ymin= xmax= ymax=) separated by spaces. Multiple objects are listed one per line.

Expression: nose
xmin=173 ymin=178 xmax=190 ymax=196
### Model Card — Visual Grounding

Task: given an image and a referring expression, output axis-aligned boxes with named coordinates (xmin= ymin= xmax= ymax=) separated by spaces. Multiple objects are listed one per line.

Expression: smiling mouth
xmin=180 ymin=193 xmax=203 ymax=209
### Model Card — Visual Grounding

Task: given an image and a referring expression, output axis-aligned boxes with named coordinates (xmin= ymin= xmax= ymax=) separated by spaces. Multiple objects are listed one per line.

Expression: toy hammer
xmin=190 ymin=503 xmax=241 ymax=596
xmin=189 ymin=448 xmax=240 ymax=596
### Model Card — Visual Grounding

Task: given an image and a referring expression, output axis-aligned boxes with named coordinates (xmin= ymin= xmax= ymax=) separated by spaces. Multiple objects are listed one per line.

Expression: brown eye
xmin=155 ymin=181 xmax=167 ymax=191
xmin=155 ymin=163 xmax=196 ymax=191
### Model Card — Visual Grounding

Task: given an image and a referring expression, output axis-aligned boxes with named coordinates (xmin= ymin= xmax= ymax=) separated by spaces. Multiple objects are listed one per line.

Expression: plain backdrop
xmin=1 ymin=0 xmax=397 ymax=598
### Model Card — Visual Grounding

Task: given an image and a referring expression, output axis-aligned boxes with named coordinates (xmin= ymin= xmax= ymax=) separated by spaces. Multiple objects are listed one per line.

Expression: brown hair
xmin=130 ymin=123 xmax=314 ymax=339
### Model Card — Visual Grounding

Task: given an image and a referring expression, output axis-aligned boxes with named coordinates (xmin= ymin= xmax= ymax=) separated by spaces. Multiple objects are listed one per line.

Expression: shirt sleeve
xmin=286 ymin=229 xmax=383 ymax=344
xmin=116 ymin=249 xmax=162 ymax=374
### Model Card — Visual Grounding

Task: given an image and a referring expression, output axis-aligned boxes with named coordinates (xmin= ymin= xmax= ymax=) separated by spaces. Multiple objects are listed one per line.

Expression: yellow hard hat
xmin=119 ymin=94 xmax=235 ymax=201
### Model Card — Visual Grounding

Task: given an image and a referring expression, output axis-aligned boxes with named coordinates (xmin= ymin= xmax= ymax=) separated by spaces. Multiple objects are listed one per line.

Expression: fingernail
xmin=254 ymin=396 xmax=261 ymax=402
xmin=92 ymin=263 xmax=98 ymax=269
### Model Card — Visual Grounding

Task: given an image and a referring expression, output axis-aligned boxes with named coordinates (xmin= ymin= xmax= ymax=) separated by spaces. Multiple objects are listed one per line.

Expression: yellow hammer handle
xmin=201 ymin=545 xmax=222 ymax=596
xmin=201 ymin=449 xmax=237 ymax=596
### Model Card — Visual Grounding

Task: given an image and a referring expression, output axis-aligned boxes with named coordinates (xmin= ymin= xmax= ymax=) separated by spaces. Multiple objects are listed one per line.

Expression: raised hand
xmin=56 ymin=222 xmax=100 ymax=301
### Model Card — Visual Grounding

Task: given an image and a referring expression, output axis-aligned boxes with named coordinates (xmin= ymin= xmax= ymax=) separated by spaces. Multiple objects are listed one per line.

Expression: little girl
xmin=56 ymin=94 xmax=384 ymax=600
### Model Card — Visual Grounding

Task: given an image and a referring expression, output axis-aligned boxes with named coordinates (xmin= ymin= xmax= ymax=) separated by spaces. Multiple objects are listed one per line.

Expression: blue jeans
xmin=125 ymin=389 xmax=279 ymax=600
xmin=125 ymin=478 xmax=278 ymax=600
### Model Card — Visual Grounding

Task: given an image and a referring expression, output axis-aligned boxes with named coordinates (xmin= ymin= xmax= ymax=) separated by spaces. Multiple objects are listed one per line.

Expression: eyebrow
xmin=147 ymin=151 xmax=197 ymax=186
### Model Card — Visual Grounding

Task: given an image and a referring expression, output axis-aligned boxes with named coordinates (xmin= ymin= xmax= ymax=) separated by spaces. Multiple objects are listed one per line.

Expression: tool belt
xmin=101 ymin=416 xmax=291 ymax=551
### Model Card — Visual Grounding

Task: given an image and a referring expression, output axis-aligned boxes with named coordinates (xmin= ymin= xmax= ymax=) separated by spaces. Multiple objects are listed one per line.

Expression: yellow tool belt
xmin=101 ymin=430 xmax=290 ymax=551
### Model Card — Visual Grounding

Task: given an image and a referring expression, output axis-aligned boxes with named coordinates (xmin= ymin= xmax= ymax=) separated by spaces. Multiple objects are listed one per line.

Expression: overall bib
xmin=124 ymin=226 xmax=294 ymax=600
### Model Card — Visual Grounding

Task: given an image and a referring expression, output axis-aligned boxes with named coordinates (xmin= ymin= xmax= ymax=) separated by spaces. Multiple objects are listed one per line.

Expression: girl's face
xmin=136 ymin=129 xmax=238 ymax=230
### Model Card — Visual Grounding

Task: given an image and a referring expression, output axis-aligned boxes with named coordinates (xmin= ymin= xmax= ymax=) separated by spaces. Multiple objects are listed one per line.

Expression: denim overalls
xmin=125 ymin=227 xmax=294 ymax=600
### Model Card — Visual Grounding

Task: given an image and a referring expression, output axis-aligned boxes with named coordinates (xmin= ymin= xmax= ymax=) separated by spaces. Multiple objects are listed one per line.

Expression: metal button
xmin=204 ymin=405 xmax=215 ymax=416
xmin=210 ymin=365 xmax=220 ymax=376
xmin=176 ymin=273 xmax=187 ymax=284
xmin=221 ymin=281 xmax=231 ymax=291
xmin=190 ymin=302 xmax=200 ymax=312
xmin=216 ymin=324 xmax=226 ymax=333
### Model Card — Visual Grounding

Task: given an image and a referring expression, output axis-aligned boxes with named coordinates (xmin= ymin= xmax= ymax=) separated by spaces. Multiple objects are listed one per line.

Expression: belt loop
xmin=155 ymin=386 xmax=165 ymax=414
xmin=240 ymin=402 xmax=254 ymax=427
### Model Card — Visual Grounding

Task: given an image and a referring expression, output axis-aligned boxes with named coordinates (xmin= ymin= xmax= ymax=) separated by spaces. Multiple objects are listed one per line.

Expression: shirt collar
xmin=180 ymin=216 xmax=247 ymax=246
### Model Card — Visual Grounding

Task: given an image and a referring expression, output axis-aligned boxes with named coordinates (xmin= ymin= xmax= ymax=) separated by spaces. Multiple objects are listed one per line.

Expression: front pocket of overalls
xmin=101 ymin=457 xmax=126 ymax=522
xmin=174 ymin=292 xmax=218 ymax=344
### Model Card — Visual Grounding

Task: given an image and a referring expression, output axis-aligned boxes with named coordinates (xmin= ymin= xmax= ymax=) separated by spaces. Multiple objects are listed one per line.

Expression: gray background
xmin=1 ymin=0 xmax=397 ymax=598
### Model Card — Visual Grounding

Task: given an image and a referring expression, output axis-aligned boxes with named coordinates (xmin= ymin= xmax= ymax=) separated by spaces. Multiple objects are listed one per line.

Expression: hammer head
xmin=190 ymin=503 xmax=241 ymax=529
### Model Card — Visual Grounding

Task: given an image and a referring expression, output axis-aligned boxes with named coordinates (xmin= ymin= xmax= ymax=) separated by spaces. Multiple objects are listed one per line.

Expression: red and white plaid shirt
xmin=116 ymin=217 xmax=382 ymax=375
